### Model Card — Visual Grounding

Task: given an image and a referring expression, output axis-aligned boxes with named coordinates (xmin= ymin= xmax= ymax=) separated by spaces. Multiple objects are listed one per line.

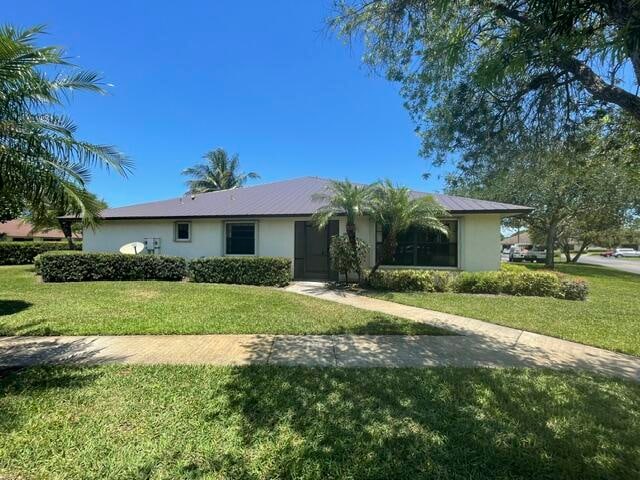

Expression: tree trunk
xmin=345 ymin=221 xmax=361 ymax=278
xmin=570 ymin=240 xmax=590 ymax=263
xmin=58 ymin=219 xmax=74 ymax=249
xmin=562 ymin=243 xmax=572 ymax=263
xmin=369 ymin=230 xmax=397 ymax=276
xmin=545 ymin=223 xmax=556 ymax=269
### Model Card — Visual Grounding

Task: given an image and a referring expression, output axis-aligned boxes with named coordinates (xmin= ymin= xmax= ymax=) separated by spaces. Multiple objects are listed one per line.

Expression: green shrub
xmin=453 ymin=270 xmax=567 ymax=298
xmin=329 ymin=234 xmax=369 ymax=281
xmin=189 ymin=257 xmax=291 ymax=287
xmin=367 ymin=268 xmax=587 ymax=300
xmin=455 ymin=271 xmax=504 ymax=294
xmin=37 ymin=251 xmax=187 ymax=282
xmin=367 ymin=269 xmax=437 ymax=292
xmin=500 ymin=263 xmax=528 ymax=272
xmin=0 ymin=241 xmax=81 ymax=265
xmin=502 ymin=271 xmax=562 ymax=297
xmin=560 ymin=278 xmax=589 ymax=301
xmin=431 ymin=270 xmax=453 ymax=292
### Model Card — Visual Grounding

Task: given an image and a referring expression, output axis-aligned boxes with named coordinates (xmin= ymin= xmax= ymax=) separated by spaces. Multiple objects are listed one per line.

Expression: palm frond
xmin=0 ymin=24 xmax=128 ymax=224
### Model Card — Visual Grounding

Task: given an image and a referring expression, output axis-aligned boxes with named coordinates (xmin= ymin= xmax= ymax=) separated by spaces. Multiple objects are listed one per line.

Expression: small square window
xmin=175 ymin=222 xmax=191 ymax=242
xmin=226 ymin=223 xmax=255 ymax=255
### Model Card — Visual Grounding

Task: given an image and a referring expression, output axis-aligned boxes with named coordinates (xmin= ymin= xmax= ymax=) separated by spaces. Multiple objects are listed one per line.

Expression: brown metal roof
xmin=82 ymin=177 xmax=532 ymax=220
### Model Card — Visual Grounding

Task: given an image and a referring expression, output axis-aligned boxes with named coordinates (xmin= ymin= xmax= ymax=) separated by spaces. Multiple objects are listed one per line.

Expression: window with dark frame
xmin=226 ymin=223 xmax=255 ymax=255
xmin=175 ymin=222 xmax=191 ymax=241
xmin=376 ymin=220 xmax=458 ymax=267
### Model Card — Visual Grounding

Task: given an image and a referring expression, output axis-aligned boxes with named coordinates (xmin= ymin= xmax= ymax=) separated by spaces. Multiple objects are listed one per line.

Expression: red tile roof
xmin=0 ymin=219 xmax=81 ymax=239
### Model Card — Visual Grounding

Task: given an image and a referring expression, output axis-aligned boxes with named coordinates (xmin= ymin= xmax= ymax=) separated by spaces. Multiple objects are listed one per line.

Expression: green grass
xmin=367 ymin=264 xmax=640 ymax=355
xmin=1 ymin=365 xmax=638 ymax=479
xmin=0 ymin=265 xmax=448 ymax=336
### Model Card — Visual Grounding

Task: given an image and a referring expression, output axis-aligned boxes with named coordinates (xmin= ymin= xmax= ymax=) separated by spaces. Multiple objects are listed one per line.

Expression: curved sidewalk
xmin=1 ymin=283 xmax=638 ymax=381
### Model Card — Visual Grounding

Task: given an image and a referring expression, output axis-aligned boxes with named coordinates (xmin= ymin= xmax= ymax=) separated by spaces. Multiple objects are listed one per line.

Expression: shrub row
xmin=0 ymin=241 xmax=81 ymax=265
xmin=366 ymin=268 xmax=588 ymax=300
xmin=35 ymin=252 xmax=292 ymax=286
xmin=189 ymin=256 xmax=291 ymax=287
xmin=36 ymin=251 xmax=187 ymax=282
xmin=367 ymin=269 xmax=453 ymax=292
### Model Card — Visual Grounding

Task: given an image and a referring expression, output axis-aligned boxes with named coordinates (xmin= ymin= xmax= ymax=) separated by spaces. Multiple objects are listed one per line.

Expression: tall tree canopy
xmin=332 ymin=1 xmax=640 ymax=163
xmin=0 ymin=25 xmax=130 ymax=223
xmin=447 ymin=114 xmax=640 ymax=266
xmin=182 ymin=148 xmax=259 ymax=193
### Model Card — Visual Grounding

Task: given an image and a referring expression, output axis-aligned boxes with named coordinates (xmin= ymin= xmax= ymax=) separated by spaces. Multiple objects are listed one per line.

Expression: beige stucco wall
xmin=458 ymin=214 xmax=502 ymax=271
xmin=83 ymin=218 xmax=315 ymax=260
xmin=83 ymin=219 xmax=224 ymax=257
xmin=84 ymin=213 xmax=502 ymax=272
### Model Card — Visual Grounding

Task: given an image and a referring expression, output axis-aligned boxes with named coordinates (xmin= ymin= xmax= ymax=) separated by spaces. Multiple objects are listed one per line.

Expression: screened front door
xmin=294 ymin=220 xmax=339 ymax=280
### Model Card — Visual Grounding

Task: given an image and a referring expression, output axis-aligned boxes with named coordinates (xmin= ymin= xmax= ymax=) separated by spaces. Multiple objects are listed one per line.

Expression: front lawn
xmin=368 ymin=264 xmax=640 ymax=355
xmin=1 ymin=365 xmax=638 ymax=479
xmin=0 ymin=266 xmax=447 ymax=336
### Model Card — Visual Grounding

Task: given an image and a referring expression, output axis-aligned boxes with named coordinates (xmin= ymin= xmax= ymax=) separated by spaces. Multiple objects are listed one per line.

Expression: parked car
xmin=508 ymin=244 xmax=547 ymax=262
xmin=600 ymin=250 xmax=614 ymax=257
xmin=613 ymin=247 xmax=640 ymax=258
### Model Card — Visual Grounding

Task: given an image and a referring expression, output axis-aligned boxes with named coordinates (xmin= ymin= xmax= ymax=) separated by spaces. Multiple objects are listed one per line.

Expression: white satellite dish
xmin=119 ymin=241 xmax=145 ymax=255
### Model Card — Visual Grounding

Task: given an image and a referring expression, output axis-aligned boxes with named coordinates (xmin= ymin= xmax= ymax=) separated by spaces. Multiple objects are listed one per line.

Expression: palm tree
xmin=369 ymin=180 xmax=448 ymax=275
xmin=311 ymin=179 xmax=373 ymax=277
xmin=182 ymin=148 xmax=259 ymax=193
xmin=0 ymin=25 xmax=130 ymax=225
xmin=23 ymin=192 xmax=107 ymax=248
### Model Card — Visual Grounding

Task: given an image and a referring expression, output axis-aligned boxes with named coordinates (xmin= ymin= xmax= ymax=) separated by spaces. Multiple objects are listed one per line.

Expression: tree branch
xmin=559 ymin=56 xmax=640 ymax=121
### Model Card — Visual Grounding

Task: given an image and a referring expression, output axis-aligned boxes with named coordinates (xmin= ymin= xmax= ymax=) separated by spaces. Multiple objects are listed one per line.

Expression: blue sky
xmin=7 ymin=1 xmax=452 ymax=207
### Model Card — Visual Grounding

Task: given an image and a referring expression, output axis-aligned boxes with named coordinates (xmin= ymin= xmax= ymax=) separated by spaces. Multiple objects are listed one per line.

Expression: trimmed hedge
xmin=189 ymin=257 xmax=291 ymax=287
xmin=366 ymin=268 xmax=588 ymax=300
xmin=0 ymin=241 xmax=80 ymax=265
xmin=367 ymin=269 xmax=452 ymax=292
xmin=454 ymin=271 xmax=563 ymax=297
xmin=36 ymin=251 xmax=187 ymax=282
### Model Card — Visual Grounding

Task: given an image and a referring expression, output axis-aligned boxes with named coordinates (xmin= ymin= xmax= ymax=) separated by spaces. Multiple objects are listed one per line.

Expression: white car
xmin=613 ymin=248 xmax=640 ymax=258
xmin=508 ymin=244 xmax=547 ymax=262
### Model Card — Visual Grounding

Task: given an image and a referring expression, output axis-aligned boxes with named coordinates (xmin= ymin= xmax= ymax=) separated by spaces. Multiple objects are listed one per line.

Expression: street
xmin=501 ymin=253 xmax=640 ymax=275
xmin=578 ymin=255 xmax=640 ymax=275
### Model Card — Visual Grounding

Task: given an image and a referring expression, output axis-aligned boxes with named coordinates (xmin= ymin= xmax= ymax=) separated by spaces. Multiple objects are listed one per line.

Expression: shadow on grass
xmin=0 ymin=300 xmax=31 ymax=316
xmin=203 ymin=366 xmax=640 ymax=479
xmin=0 ymin=366 xmax=104 ymax=434
xmin=1 ymin=365 xmax=638 ymax=478
xmin=331 ymin=314 xmax=452 ymax=336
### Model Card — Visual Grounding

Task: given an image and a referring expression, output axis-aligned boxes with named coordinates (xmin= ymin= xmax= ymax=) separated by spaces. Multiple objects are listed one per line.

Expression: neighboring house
xmin=80 ymin=177 xmax=531 ymax=278
xmin=501 ymin=231 xmax=531 ymax=250
xmin=0 ymin=219 xmax=81 ymax=242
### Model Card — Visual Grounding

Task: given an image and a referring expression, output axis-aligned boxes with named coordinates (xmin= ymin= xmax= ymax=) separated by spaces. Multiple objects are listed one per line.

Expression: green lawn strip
xmin=366 ymin=264 xmax=640 ymax=356
xmin=1 ymin=365 xmax=638 ymax=479
xmin=0 ymin=266 xmax=448 ymax=336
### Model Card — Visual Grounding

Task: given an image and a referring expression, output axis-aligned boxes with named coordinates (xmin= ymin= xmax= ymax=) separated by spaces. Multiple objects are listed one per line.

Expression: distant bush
xmin=367 ymin=268 xmax=587 ymax=300
xmin=559 ymin=278 xmax=589 ymax=301
xmin=189 ymin=257 xmax=291 ymax=287
xmin=36 ymin=251 xmax=187 ymax=282
xmin=0 ymin=241 xmax=80 ymax=265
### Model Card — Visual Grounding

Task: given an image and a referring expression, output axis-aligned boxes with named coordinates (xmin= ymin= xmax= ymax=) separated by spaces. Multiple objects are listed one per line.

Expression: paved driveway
xmin=578 ymin=255 xmax=640 ymax=275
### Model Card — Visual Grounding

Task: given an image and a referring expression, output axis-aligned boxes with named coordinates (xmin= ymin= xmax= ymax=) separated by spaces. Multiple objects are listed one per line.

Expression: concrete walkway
xmin=1 ymin=282 xmax=638 ymax=381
